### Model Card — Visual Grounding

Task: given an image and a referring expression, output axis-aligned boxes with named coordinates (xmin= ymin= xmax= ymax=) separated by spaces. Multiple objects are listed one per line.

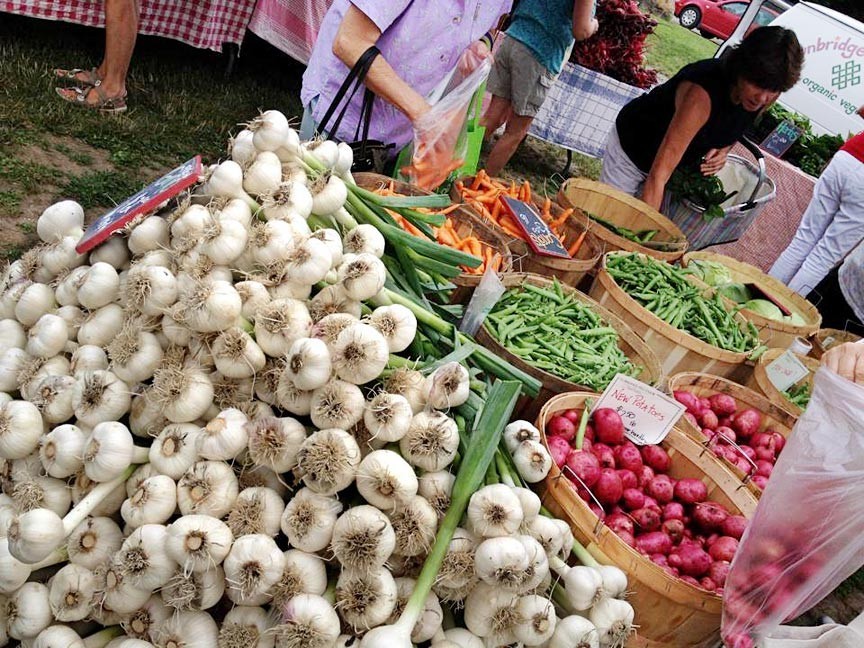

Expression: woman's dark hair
xmin=724 ymin=26 xmax=804 ymax=92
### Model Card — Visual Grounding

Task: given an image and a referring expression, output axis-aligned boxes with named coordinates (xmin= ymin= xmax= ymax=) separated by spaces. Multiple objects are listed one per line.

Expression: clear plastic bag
xmin=458 ymin=265 xmax=505 ymax=336
xmin=402 ymin=57 xmax=492 ymax=190
xmin=721 ymin=366 xmax=864 ymax=647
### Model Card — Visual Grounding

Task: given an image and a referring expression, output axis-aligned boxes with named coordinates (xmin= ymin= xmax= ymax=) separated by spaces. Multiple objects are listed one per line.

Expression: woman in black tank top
xmin=602 ymin=26 xmax=803 ymax=211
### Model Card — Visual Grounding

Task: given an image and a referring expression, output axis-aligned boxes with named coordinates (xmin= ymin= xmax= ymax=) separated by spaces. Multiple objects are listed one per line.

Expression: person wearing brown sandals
xmin=54 ymin=0 xmax=138 ymax=113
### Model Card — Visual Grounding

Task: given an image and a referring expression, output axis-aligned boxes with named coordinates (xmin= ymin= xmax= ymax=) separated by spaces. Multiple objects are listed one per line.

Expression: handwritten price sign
xmin=500 ymin=196 xmax=569 ymax=258
xmin=592 ymin=374 xmax=685 ymax=445
xmin=765 ymin=350 xmax=810 ymax=392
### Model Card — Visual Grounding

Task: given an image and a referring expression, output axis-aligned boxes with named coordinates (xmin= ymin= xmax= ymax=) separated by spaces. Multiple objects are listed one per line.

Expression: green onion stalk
xmin=358 ymin=380 xmax=522 ymax=648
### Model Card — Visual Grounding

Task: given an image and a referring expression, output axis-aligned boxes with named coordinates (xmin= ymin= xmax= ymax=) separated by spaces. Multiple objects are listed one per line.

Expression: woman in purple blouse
xmin=300 ymin=1 xmax=510 ymax=156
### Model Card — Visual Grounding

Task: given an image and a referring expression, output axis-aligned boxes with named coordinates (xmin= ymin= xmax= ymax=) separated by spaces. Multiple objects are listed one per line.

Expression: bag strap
xmin=317 ymin=45 xmax=380 ymax=141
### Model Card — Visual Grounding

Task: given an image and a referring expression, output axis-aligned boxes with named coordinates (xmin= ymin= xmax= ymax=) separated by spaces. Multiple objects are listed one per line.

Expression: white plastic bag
xmin=721 ymin=366 xmax=864 ymax=647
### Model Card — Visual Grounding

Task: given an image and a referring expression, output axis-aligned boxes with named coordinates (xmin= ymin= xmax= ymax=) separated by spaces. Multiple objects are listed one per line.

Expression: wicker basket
xmin=353 ymin=173 xmax=513 ymax=292
xmin=474 ymin=273 xmax=661 ymax=420
xmin=744 ymin=348 xmax=819 ymax=418
xmin=681 ymin=251 xmax=821 ymax=349
xmin=451 ymin=176 xmax=603 ymax=287
xmin=537 ymin=392 xmax=758 ymax=647
xmin=666 ymin=372 xmax=796 ymax=497
xmin=810 ymin=328 xmax=862 ymax=359
xmin=557 ymin=178 xmax=688 ymax=262
xmin=589 ymin=253 xmax=755 ymax=384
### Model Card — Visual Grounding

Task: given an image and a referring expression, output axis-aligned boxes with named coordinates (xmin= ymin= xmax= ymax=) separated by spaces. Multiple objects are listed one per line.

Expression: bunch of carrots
xmin=454 ymin=170 xmax=587 ymax=257
xmin=373 ymin=182 xmax=502 ymax=275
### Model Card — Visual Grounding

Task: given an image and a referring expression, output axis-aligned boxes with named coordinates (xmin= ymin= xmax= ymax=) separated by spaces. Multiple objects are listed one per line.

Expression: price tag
xmin=76 ymin=156 xmax=202 ymax=253
xmin=592 ymin=374 xmax=685 ymax=445
xmin=500 ymin=195 xmax=569 ymax=258
xmin=765 ymin=350 xmax=810 ymax=392
xmin=760 ymin=120 xmax=803 ymax=158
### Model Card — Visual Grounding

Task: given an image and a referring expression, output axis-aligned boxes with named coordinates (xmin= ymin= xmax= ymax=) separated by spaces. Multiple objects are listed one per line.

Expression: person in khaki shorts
xmin=480 ymin=0 xmax=598 ymax=176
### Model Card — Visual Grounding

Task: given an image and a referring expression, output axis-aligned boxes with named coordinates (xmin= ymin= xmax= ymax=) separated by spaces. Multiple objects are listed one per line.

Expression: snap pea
xmin=485 ymin=278 xmax=641 ymax=391
xmin=606 ymin=253 xmax=760 ymax=353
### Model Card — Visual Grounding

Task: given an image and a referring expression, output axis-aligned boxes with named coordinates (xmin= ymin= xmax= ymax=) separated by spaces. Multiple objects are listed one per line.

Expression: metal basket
xmin=662 ymin=139 xmax=776 ymax=250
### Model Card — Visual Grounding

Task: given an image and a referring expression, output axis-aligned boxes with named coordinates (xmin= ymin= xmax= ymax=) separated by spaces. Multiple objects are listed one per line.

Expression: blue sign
xmin=500 ymin=195 xmax=570 ymax=258
xmin=76 ymin=156 xmax=202 ymax=253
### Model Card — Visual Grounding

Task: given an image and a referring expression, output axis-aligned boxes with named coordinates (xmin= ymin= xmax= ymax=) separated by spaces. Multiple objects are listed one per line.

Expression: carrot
xmin=568 ymin=230 xmax=587 ymax=257
xmin=490 ymin=199 xmax=503 ymax=222
xmin=523 ymin=182 xmax=531 ymax=203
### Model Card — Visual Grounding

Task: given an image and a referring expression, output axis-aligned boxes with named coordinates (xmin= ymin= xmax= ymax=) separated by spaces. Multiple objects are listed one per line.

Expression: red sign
xmin=76 ymin=156 xmax=202 ymax=253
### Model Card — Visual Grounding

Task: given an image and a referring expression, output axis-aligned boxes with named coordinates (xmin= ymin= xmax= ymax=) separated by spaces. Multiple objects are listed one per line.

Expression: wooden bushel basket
xmin=536 ymin=392 xmax=758 ymax=647
xmin=473 ymin=273 xmax=661 ymax=420
xmin=681 ymin=251 xmax=821 ymax=349
xmin=666 ymin=372 xmax=796 ymax=498
xmin=810 ymin=328 xmax=862 ymax=359
xmin=589 ymin=252 xmax=755 ymax=384
xmin=451 ymin=176 xmax=603 ymax=288
xmin=557 ymin=178 xmax=688 ymax=262
xmin=745 ymin=348 xmax=819 ymax=418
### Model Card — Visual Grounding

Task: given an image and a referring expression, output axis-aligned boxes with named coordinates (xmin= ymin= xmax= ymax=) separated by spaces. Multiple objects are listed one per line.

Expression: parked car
xmin=674 ymin=0 xmax=781 ymax=39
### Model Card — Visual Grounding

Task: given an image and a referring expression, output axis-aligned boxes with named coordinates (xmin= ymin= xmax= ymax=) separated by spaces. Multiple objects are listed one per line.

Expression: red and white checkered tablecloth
xmin=248 ymin=0 xmax=331 ymax=64
xmin=0 ymin=0 xmax=256 ymax=52
xmin=707 ymin=144 xmax=816 ymax=273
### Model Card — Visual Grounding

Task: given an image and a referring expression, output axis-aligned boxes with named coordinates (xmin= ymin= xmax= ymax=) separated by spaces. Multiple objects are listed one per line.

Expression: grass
xmin=645 ymin=18 xmax=719 ymax=79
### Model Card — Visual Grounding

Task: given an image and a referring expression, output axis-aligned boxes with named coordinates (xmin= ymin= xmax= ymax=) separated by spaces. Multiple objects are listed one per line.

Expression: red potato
xmin=755 ymin=460 xmax=773 ymax=477
xmin=662 ymin=518 xmax=685 ymax=543
xmin=613 ymin=443 xmax=643 ymax=473
xmin=673 ymin=390 xmax=701 ymax=413
xmin=709 ymin=393 xmax=737 ymax=416
xmin=547 ymin=435 xmax=571 ymax=468
xmin=734 ymin=457 xmax=754 ymax=475
xmin=751 ymin=474 xmax=769 ymax=489
xmin=699 ymin=577 xmax=717 ymax=592
xmin=589 ymin=503 xmax=606 ymax=520
xmin=668 ymin=552 xmax=682 ymax=570
xmin=718 ymin=415 xmax=733 ymax=428
xmin=767 ymin=429 xmax=785 ymax=453
xmin=591 ymin=443 xmax=616 ymax=469
xmin=709 ymin=560 xmax=731 ymax=587
xmin=676 ymin=545 xmax=712 ymax=577
xmin=566 ymin=450 xmax=601 ymax=488
xmin=662 ymin=501 xmax=685 ymax=521
xmin=637 ymin=531 xmax=673 ymax=556
xmin=593 ymin=408 xmax=625 ymax=445
xmin=699 ymin=397 xmax=712 ymax=411
xmin=642 ymin=495 xmax=661 ymax=512
xmin=621 ymin=488 xmax=646 ymax=511
xmin=636 ymin=465 xmax=655 ymax=487
xmin=693 ymin=502 xmax=730 ymax=531
xmin=732 ymin=409 xmax=762 ymax=439
xmin=708 ymin=536 xmax=739 ymax=562
xmin=630 ymin=507 xmax=662 ymax=532
xmin=739 ymin=444 xmax=756 ymax=461
xmin=547 ymin=414 xmax=576 ymax=441
xmin=754 ymin=445 xmax=776 ymax=462
xmin=702 ymin=428 xmax=716 ymax=441
xmin=680 ymin=575 xmax=702 ymax=587
xmin=699 ymin=409 xmax=719 ymax=430
xmin=723 ymin=633 xmax=755 ymax=648
xmin=584 ymin=423 xmax=595 ymax=443
xmin=684 ymin=412 xmax=699 ymax=428
xmin=617 ymin=530 xmax=636 ymax=548
xmin=715 ymin=426 xmax=737 ymax=444
xmin=562 ymin=408 xmax=582 ymax=424
xmin=640 ymin=444 xmax=671 ymax=473
xmin=605 ymin=512 xmax=635 ymax=535
xmin=616 ymin=469 xmax=638 ymax=490
xmin=721 ymin=515 xmax=748 ymax=540
xmin=650 ymin=553 xmax=670 ymax=568
xmin=595 ymin=468 xmax=624 ymax=506
xmin=645 ymin=474 xmax=674 ymax=504
xmin=673 ymin=478 xmax=708 ymax=504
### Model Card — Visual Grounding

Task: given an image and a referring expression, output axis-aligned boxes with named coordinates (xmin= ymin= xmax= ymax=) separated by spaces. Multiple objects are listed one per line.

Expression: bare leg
xmin=480 ymin=95 xmax=512 ymax=142
xmin=58 ymin=0 xmax=138 ymax=104
xmin=484 ymin=113 xmax=533 ymax=176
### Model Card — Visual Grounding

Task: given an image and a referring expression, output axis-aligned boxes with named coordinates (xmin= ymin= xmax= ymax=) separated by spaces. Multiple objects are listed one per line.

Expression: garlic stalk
xmin=149 ymin=423 xmax=200 ymax=479
xmin=218 ymin=605 xmax=275 ymax=648
xmin=198 ymin=408 xmax=249 ymax=461
xmin=48 ymin=563 xmax=97 ymax=621
xmin=295 ymin=427 xmax=361 ymax=495
xmin=356 ymin=449 xmax=418 ymax=510
xmin=71 ymin=370 xmax=131 ymax=428
xmin=161 ymin=564 xmax=225 ymax=612
xmin=550 ymin=616 xmax=600 ymax=648
xmin=309 ymin=379 xmax=365 ymax=430
xmin=177 ymin=460 xmax=239 ymax=518
xmin=37 ymin=200 xmax=84 ymax=243
xmin=588 ymin=597 xmax=635 ymax=648
xmin=6 ymin=581 xmax=53 ymax=640
xmin=390 ymin=495 xmax=438 ymax=558
xmin=243 ymin=151 xmax=283 ymax=197
xmin=152 ymin=610 xmax=219 ymax=648
xmin=121 ymin=474 xmax=177 ymax=528
xmin=6 ymin=464 xmax=135 ymax=564
xmin=0 ymin=399 xmax=43 ymax=460
xmin=246 ymin=416 xmax=306 ymax=473
xmin=424 ymin=362 xmax=470 ymax=410
xmin=83 ymin=422 xmax=149 ymax=482
xmin=368 ymin=305 xmax=416 ymax=353
xmin=336 ymin=566 xmax=399 ymax=634
xmin=275 ymin=594 xmax=341 ymax=648
xmin=223 ymin=533 xmax=285 ymax=605
xmin=165 ymin=514 xmax=234 ymax=573
xmin=400 ymin=411 xmax=460 ymax=472
xmin=512 ymin=440 xmax=553 ymax=484
xmin=331 ymin=322 xmax=390 ymax=385
xmin=331 ymin=505 xmax=396 ymax=572
xmin=202 ymin=160 xmax=259 ymax=210
xmin=466 ymin=484 xmax=524 ymax=539
xmin=226 ymin=486 xmax=284 ymax=537
xmin=338 ymin=252 xmax=387 ymax=301
xmin=66 ymin=516 xmax=123 ymax=571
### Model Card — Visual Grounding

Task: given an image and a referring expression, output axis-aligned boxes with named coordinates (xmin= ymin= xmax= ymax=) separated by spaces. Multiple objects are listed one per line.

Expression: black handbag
xmin=316 ymin=45 xmax=395 ymax=173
